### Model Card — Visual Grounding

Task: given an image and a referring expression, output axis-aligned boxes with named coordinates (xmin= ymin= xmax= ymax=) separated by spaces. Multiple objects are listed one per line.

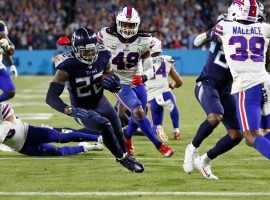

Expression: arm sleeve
xmin=142 ymin=56 xmax=154 ymax=80
xmin=46 ymin=82 xmax=68 ymax=113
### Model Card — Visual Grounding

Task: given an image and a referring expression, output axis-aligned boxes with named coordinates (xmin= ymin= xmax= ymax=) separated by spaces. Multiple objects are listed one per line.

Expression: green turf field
xmin=0 ymin=76 xmax=269 ymax=200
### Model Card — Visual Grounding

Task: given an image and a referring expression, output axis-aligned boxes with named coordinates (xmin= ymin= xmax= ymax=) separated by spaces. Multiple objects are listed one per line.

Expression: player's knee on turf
xmin=228 ymin=129 xmax=243 ymax=144
xmin=243 ymin=130 xmax=258 ymax=147
xmin=132 ymin=106 xmax=145 ymax=120
xmin=207 ymin=113 xmax=223 ymax=126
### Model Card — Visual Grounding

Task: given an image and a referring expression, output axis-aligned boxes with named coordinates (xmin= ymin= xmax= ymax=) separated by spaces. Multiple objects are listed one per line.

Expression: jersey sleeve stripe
xmin=214 ymin=30 xmax=223 ymax=36
xmin=216 ymin=25 xmax=223 ymax=30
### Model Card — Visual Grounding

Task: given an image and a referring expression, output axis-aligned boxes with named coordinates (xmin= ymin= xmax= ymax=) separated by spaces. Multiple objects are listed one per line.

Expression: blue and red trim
xmin=126 ymin=7 xmax=133 ymax=18
xmin=248 ymin=0 xmax=257 ymax=17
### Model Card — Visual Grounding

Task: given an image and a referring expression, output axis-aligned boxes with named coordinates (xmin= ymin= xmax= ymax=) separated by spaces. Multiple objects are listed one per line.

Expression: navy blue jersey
xmin=55 ymin=49 xmax=111 ymax=109
xmin=197 ymin=41 xmax=232 ymax=88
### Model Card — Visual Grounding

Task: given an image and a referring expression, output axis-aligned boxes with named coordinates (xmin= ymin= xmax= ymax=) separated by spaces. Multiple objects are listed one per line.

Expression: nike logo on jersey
xmin=233 ymin=26 xmax=262 ymax=35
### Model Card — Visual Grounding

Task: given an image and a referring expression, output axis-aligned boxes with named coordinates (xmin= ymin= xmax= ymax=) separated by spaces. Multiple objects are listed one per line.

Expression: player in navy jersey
xmin=0 ymin=20 xmax=18 ymax=103
xmin=183 ymin=14 xmax=243 ymax=179
xmin=46 ymin=27 xmax=144 ymax=173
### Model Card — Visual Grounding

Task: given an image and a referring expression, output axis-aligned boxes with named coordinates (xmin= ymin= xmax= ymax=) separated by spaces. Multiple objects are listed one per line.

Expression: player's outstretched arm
xmin=46 ymin=70 xmax=70 ymax=114
xmin=169 ymin=65 xmax=183 ymax=89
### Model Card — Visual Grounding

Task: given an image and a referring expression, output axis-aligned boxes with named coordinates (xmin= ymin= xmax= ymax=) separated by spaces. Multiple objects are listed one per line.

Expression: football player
xmin=212 ymin=0 xmax=270 ymax=160
xmin=183 ymin=13 xmax=243 ymax=180
xmin=145 ymin=37 xmax=183 ymax=142
xmin=97 ymin=7 xmax=174 ymax=157
xmin=0 ymin=103 xmax=103 ymax=156
xmin=0 ymin=20 xmax=17 ymax=102
xmin=46 ymin=27 xmax=144 ymax=173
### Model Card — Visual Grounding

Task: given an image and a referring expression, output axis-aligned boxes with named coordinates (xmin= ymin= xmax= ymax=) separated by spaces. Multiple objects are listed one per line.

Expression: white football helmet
xmin=116 ymin=7 xmax=141 ymax=39
xmin=227 ymin=0 xmax=259 ymax=22
xmin=150 ymin=37 xmax=162 ymax=55
xmin=257 ymin=0 xmax=266 ymax=22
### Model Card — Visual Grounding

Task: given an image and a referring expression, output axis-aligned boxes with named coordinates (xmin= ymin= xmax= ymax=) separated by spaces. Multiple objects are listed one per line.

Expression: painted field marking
xmin=0 ymin=192 xmax=270 ymax=196
xmin=16 ymin=113 xmax=53 ymax=120
xmin=0 ymin=157 xmax=265 ymax=161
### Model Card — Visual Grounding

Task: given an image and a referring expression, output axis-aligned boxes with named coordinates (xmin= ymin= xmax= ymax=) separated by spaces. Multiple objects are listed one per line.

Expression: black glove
xmin=67 ymin=106 xmax=89 ymax=118
xmin=102 ymin=73 xmax=121 ymax=93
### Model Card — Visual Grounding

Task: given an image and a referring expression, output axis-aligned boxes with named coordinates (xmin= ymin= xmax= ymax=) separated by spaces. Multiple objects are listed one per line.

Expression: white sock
xmin=174 ymin=128 xmax=179 ymax=132
xmin=189 ymin=143 xmax=197 ymax=151
xmin=202 ymin=153 xmax=212 ymax=164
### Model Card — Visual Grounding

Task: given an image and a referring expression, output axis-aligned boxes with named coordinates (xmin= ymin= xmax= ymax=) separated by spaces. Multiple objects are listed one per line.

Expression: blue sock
xmin=58 ymin=146 xmax=84 ymax=156
xmin=60 ymin=132 xmax=99 ymax=143
xmin=170 ymin=106 xmax=179 ymax=129
xmin=137 ymin=117 xmax=162 ymax=148
xmin=265 ymin=132 xmax=270 ymax=141
xmin=254 ymin=136 xmax=270 ymax=159
xmin=192 ymin=120 xmax=217 ymax=148
xmin=126 ymin=116 xmax=138 ymax=139
xmin=207 ymin=134 xmax=241 ymax=160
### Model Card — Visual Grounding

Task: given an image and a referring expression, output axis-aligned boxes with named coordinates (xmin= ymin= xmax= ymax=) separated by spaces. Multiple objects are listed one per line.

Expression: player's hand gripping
xmin=66 ymin=106 xmax=89 ymax=118
xmin=0 ymin=38 xmax=11 ymax=51
xmin=10 ymin=65 xmax=18 ymax=79
xmin=132 ymin=75 xmax=147 ymax=86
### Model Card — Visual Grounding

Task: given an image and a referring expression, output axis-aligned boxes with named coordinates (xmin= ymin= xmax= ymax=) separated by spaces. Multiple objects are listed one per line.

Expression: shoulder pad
xmin=54 ymin=52 xmax=73 ymax=68
xmin=163 ymin=55 xmax=175 ymax=64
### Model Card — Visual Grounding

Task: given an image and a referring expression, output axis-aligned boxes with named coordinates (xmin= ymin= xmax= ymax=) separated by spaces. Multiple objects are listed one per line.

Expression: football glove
xmin=102 ymin=73 xmax=121 ymax=93
xmin=0 ymin=38 xmax=11 ymax=51
xmin=57 ymin=35 xmax=71 ymax=46
xmin=10 ymin=65 xmax=18 ymax=79
xmin=132 ymin=75 xmax=147 ymax=86
xmin=67 ymin=106 xmax=89 ymax=118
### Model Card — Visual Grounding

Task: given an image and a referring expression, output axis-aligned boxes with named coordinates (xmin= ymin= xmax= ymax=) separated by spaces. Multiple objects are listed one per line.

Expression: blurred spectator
xmin=0 ymin=0 xmax=269 ymax=49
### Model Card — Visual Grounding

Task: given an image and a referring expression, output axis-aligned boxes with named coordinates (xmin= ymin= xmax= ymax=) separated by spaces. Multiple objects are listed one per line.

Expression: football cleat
xmin=125 ymin=138 xmax=134 ymax=157
xmin=183 ymin=144 xmax=198 ymax=173
xmin=158 ymin=144 xmax=174 ymax=157
xmin=194 ymin=156 xmax=219 ymax=180
xmin=173 ymin=131 xmax=181 ymax=140
xmin=117 ymin=153 xmax=144 ymax=173
xmin=156 ymin=125 xmax=168 ymax=142
xmin=79 ymin=142 xmax=104 ymax=152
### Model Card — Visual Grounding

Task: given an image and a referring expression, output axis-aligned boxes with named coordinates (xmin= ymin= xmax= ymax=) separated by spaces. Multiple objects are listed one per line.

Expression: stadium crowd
xmin=0 ymin=0 xmax=269 ymax=50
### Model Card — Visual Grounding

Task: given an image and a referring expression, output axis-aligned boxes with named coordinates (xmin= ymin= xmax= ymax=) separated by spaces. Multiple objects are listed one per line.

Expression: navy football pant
xmin=0 ymin=68 xmax=15 ymax=102
xmin=194 ymin=81 xmax=239 ymax=130
xmin=19 ymin=125 xmax=98 ymax=156
xmin=76 ymin=96 xmax=126 ymax=158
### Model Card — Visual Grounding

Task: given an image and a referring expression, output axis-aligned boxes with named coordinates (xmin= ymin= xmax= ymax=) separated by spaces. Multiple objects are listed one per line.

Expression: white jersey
xmin=216 ymin=20 xmax=270 ymax=94
xmin=145 ymin=55 xmax=174 ymax=101
xmin=97 ymin=27 xmax=152 ymax=85
xmin=0 ymin=117 xmax=29 ymax=151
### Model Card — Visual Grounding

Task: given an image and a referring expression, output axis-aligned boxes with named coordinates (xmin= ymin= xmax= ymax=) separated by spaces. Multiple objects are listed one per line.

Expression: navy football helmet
xmin=71 ymin=27 xmax=98 ymax=65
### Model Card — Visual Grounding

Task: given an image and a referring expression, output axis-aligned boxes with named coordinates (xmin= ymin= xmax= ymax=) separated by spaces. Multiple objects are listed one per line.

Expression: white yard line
xmin=0 ymin=191 xmax=270 ymax=196
xmin=0 ymin=157 xmax=265 ymax=161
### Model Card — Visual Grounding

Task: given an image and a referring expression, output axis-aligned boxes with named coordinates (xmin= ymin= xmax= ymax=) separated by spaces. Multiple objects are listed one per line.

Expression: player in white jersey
xmin=97 ymin=7 xmax=174 ymax=157
xmin=0 ymin=103 xmax=103 ymax=156
xmin=0 ymin=20 xmax=18 ymax=102
xmin=145 ymin=37 xmax=183 ymax=142
xmin=213 ymin=0 xmax=270 ymax=159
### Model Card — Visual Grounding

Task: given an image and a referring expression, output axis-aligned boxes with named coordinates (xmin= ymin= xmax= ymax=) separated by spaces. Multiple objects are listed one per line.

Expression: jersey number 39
xmin=229 ymin=36 xmax=265 ymax=62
